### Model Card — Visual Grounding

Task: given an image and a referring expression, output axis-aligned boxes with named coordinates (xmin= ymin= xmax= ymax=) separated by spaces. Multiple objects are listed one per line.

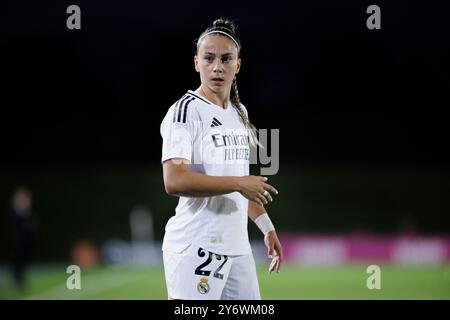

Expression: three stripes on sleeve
xmin=173 ymin=95 xmax=194 ymax=124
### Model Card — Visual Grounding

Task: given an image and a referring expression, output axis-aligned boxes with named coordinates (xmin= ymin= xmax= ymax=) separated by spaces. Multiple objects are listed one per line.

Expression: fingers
xmin=257 ymin=188 xmax=273 ymax=205
xmin=255 ymin=193 xmax=268 ymax=206
xmin=269 ymin=257 xmax=277 ymax=273
xmin=251 ymin=197 xmax=264 ymax=207
xmin=274 ymin=257 xmax=281 ymax=272
xmin=267 ymin=242 xmax=275 ymax=259
xmin=268 ymin=256 xmax=281 ymax=273
xmin=275 ymin=242 xmax=284 ymax=260
xmin=263 ymin=183 xmax=279 ymax=196
xmin=262 ymin=190 xmax=273 ymax=203
xmin=260 ymin=185 xmax=276 ymax=204
xmin=245 ymin=176 xmax=278 ymax=206
xmin=261 ymin=181 xmax=278 ymax=203
xmin=269 ymin=240 xmax=283 ymax=273
xmin=258 ymin=176 xmax=278 ymax=194
xmin=269 ymin=250 xmax=282 ymax=273
xmin=265 ymin=233 xmax=283 ymax=273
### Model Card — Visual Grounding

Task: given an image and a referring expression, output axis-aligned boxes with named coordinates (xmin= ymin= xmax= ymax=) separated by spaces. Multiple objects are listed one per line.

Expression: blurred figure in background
xmin=71 ymin=240 xmax=100 ymax=270
xmin=10 ymin=186 xmax=37 ymax=291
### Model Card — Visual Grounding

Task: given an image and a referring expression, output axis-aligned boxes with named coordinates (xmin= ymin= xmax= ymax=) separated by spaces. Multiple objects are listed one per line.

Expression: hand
xmin=264 ymin=230 xmax=283 ymax=273
xmin=237 ymin=176 xmax=278 ymax=206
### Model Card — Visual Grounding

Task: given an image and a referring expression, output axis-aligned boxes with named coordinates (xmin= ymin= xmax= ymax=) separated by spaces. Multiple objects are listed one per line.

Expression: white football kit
xmin=160 ymin=89 xmax=260 ymax=299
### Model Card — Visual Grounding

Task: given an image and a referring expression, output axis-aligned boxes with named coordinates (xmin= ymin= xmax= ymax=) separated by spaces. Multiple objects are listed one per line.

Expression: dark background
xmin=1 ymin=0 xmax=449 ymax=262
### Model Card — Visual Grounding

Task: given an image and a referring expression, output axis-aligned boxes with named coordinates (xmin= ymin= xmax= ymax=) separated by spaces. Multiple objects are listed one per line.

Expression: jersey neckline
xmin=188 ymin=90 xmax=233 ymax=112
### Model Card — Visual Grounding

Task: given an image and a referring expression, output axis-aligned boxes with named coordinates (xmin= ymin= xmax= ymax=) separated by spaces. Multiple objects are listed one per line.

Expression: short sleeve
xmin=160 ymin=97 xmax=200 ymax=163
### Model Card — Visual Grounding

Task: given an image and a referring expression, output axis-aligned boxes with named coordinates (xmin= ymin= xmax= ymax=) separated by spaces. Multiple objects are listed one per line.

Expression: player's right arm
xmin=162 ymin=158 xmax=277 ymax=206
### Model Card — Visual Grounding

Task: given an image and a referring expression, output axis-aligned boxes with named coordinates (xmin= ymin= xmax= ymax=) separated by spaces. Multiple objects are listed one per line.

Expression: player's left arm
xmin=248 ymin=200 xmax=283 ymax=273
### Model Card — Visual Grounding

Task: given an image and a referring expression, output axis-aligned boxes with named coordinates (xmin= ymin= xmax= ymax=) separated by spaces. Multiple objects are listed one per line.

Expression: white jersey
xmin=160 ymin=89 xmax=252 ymax=256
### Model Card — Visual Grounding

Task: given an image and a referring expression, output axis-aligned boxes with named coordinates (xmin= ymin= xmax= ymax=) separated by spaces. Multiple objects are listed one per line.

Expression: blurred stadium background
xmin=1 ymin=166 xmax=449 ymax=299
xmin=1 ymin=0 xmax=449 ymax=299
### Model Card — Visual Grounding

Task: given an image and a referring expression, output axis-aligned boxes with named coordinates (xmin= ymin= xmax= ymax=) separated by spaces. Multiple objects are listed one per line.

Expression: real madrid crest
xmin=197 ymin=277 xmax=210 ymax=294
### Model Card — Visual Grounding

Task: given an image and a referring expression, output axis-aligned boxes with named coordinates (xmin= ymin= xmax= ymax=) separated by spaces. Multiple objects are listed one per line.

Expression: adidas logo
xmin=210 ymin=117 xmax=222 ymax=127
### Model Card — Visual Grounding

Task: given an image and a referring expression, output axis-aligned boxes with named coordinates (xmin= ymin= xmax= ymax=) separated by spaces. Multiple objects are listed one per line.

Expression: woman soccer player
xmin=160 ymin=18 xmax=282 ymax=300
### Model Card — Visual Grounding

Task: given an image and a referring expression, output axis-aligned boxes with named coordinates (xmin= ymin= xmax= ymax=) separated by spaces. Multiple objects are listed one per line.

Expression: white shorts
xmin=163 ymin=244 xmax=261 ymax=300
